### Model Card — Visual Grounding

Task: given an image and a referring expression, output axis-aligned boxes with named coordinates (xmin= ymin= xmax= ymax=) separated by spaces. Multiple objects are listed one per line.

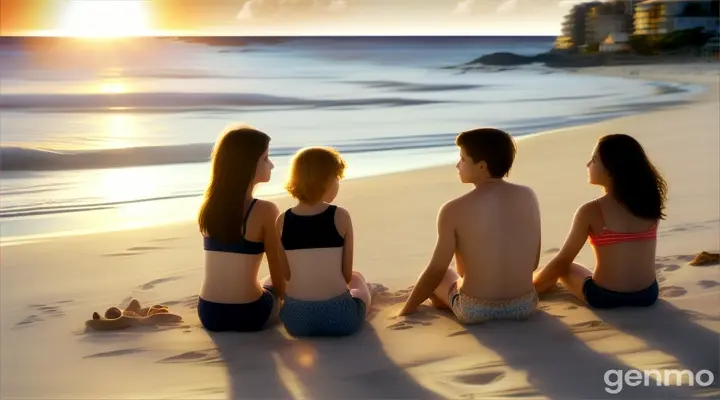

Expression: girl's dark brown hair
xmin=597 ymin=134 xmax=667 ymax=220
xmin=198 ymin=126 xmax=270 ymax=243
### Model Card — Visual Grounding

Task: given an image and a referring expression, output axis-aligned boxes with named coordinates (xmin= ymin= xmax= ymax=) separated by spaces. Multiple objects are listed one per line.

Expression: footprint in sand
xmin=103 ymin=252 xmax=141 ymax=257
xmin=158 ymin=349 xmax=220 ymax=364
xmin=681 ymin=309 xmax=720 ymax=322
xmin=15 ymin=314 xmax=43 ymax=328
xmin=662 ymin=220 xmax=718 ymax=236
xmin=103 ymin=244 xmax=172 ymax=257
xmin=570 ymin=320 xmax=610 ymax=333
xmin=147 ymin=237 xmax=179 ymax=243
xmin=565 ymin=305 xmax=578 ymax=310
xmin=16 ymin=300 xmax=72 ymax=328
xmin=659 ymin=285 xmax=687 ymax=298
xmin=573 ymin=320 xmax=605 ymax=328
xmin=387 ymin=320 xmax=431 ymax=331
xmin=163 ymin=295 xmax=199 ymax=309
xmin=455 ymin=371 xmax=506 ymax=386
xmin=698 ymin=280 xmax=720 ymax=289
xmin=84 ymin=348 xmax=145 ymax=359
xmin=657 ymin=254 xmax=695 ymax=263
xmin=32 ymin=304 xmax=65 ymax=316
xmin=138 ymin=276 xmax=182 ymax=291
xmin=127 ymin=246 xmax=164 ymax=251
xmin=655 ymin=263 xmax=681 ymax=272
xmin=188 ymin=387 xmax=225 ymax=396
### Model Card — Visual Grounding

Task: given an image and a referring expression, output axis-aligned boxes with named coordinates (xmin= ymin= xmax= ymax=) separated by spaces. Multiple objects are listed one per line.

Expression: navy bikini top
xmin=203 ymin=199 xmax=265 ymax=255
xmin=281 ymin=205 xmax=345 ymax=250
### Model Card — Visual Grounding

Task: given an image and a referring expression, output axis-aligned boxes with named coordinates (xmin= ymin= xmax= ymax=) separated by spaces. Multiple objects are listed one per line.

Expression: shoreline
xmin=1 ymin=66 xmax=712 ymax=245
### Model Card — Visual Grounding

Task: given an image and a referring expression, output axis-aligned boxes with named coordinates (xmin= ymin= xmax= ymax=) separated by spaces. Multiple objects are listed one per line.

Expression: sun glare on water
xmin=59 ymin=0 xmax=153 ymax=38
xmin=99 ymin=82 xmax=127 ymax=94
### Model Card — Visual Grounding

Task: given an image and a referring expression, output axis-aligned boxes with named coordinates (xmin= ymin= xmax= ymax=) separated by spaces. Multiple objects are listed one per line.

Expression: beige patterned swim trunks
xmin=448 ymin=281 xmax=539 ymax=325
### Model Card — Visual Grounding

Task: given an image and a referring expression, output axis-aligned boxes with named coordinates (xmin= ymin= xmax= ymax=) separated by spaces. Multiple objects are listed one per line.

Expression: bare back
xmin=454 ymin=181 xmax=541 ymax=300
xmin=199 ymin=199 xmax=273 ymax=304
xmin=277 ymin=204 xmax=350 ymax=301
xmin=590 ymin=197 xmax=658 ymax=292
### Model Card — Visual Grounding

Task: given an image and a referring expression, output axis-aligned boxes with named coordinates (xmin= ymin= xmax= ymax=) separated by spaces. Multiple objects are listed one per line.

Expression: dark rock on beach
xmin=454 ymin=48 xmax=712 ymax=71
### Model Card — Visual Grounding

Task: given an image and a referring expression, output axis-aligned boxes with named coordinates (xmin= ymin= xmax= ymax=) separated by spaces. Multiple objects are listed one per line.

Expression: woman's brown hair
xmin=285 ymin=146 xmax=346 ymax=204
xmin=198 ymin=126 xmax=270 ymax=243
xmin=597 ymin=134 xmax=667 ymax=220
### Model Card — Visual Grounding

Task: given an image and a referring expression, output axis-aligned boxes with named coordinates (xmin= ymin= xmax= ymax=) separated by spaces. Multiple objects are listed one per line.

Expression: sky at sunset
xmin=0 ymin=0 xmax=589 ymax=36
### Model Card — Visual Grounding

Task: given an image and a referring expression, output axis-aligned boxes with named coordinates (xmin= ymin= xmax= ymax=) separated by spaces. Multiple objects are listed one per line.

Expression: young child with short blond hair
xmin=276 ymin=147 xmax=372 ymax=337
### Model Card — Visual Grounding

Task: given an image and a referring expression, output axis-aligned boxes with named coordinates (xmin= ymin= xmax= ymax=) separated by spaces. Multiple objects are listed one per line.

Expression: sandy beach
xmin=1 ymin=63 xmax=718 ymax=399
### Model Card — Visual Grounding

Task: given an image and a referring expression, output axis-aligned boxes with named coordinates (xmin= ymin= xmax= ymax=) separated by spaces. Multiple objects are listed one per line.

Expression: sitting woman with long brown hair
xmin=197 ymin=125 xmax=286 ymax=332
xmin=533 ymin=134 xmax=667 ymax=308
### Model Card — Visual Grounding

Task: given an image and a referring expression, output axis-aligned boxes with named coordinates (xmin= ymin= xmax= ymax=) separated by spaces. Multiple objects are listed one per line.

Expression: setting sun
xmin=99 ymin=81 xmax=127 ymax=94
xmin=58 ymin=0 xmax=152 ymax=38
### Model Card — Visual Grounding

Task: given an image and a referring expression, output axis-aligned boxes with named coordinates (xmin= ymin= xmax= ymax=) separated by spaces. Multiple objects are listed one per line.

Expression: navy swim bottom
xmin=583 ymin=278 xmax=659 ymax=309
xmin=197 ymin=286 xmax=276 ymax=332
xmin=280 ymin=291 xmax=366 ymax=337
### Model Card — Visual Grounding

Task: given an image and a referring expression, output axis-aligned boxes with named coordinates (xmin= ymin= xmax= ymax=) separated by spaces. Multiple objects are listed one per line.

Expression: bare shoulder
xmin=253 ymin=199 xmax=280 ymax=221
xmin=575 ymin=200 xmax=598 ymax=219
xmin=333 ymin=205 xmax=352 ymax=222
xmin=333 ymin=205 xmax=352 ymax=235
xmin=438 ymin=196 xmax=464 ymax=219
xmin=508 ymin=182 xmax=539 ymax=201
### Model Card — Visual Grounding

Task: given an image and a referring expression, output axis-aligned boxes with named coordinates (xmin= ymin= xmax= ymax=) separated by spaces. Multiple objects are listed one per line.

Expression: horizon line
xmin=0 ymin=33 xmax=560 ymax=38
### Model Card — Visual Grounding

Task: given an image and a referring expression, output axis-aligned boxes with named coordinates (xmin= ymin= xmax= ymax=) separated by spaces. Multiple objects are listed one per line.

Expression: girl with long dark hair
xmin=533 ymin=134 xmax=667 ymax=308
xmin=197 ymin=125 xmax=287 ymax=331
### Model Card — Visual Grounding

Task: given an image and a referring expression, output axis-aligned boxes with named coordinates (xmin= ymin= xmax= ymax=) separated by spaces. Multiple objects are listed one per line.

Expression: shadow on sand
xmin=594 ymin=300 xmax=720 ymax=393
xmin=465 ymin=310 xmax=698 ymax=399
xmin=208 ymin=327 xmax=294 ymax=399
xmin=209 ymin=322 xmax=438 ymax=399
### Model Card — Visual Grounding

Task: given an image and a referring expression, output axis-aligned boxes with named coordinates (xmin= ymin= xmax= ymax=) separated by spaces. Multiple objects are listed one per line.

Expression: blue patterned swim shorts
xmin=280 ymin=291 xmax=366 ymax=337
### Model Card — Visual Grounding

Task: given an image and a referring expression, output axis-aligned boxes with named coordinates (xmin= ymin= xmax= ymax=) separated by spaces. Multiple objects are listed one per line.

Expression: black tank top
xmin=203 ymin=198 xmax=264 ymax=254
xmin=281 ymin=205 xmax=345 ymax=250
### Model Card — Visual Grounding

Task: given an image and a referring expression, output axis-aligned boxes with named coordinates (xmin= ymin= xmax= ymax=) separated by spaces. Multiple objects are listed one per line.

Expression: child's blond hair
xmin=285 ymin=146 xmax=346 ymax=203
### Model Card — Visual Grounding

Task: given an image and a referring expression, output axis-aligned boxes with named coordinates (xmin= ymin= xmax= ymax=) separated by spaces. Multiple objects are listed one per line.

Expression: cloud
xmin=236 ymin=1 xmax=254 ymax=19
xmin=452 ymin=0 xmax=476 ymax=15
xmin=236 ymin=0 xmax=345 ymax=20
xmin=236 ymin=0 xmax=278 ymax=20
xmin=496 ymin=0 xmax=518 ymax=13
xmin=327 ymin=0 xmax=347 ymax=13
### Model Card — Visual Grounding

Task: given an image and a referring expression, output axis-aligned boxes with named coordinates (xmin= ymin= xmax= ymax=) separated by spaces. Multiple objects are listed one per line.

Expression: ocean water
xmin=0 ymin=36 xmax=702 ymax=242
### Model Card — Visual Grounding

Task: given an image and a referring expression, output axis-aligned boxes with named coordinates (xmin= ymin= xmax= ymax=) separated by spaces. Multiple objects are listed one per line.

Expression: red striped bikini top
xmin=588 ymin=200 xmax=658 ymax=246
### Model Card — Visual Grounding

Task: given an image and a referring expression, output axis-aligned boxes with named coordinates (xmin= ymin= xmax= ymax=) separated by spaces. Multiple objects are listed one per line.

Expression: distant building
xmin=553 ymin=35 xmax=575 ymax=50
xmin=600 ymin=32 xmax=632 ymax=51
xmin=635 ymin=0 xmax=720 ymax=35
xmin=557 ymin=1 xmax=602 ymax=48
xmin=586 ymin=2 xmax=635 ymax=45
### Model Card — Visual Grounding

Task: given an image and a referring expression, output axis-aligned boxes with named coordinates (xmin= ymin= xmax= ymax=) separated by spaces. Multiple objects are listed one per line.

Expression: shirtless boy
xmin=398 ymin=128 xmax=541 ymax=324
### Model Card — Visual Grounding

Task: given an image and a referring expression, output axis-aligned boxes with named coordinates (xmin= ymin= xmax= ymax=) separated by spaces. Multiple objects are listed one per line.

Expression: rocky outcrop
xmin=454 ymin=49 xmax=707 ymax=70
xmin=461 ymin=51 xmax=608 ymax=68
